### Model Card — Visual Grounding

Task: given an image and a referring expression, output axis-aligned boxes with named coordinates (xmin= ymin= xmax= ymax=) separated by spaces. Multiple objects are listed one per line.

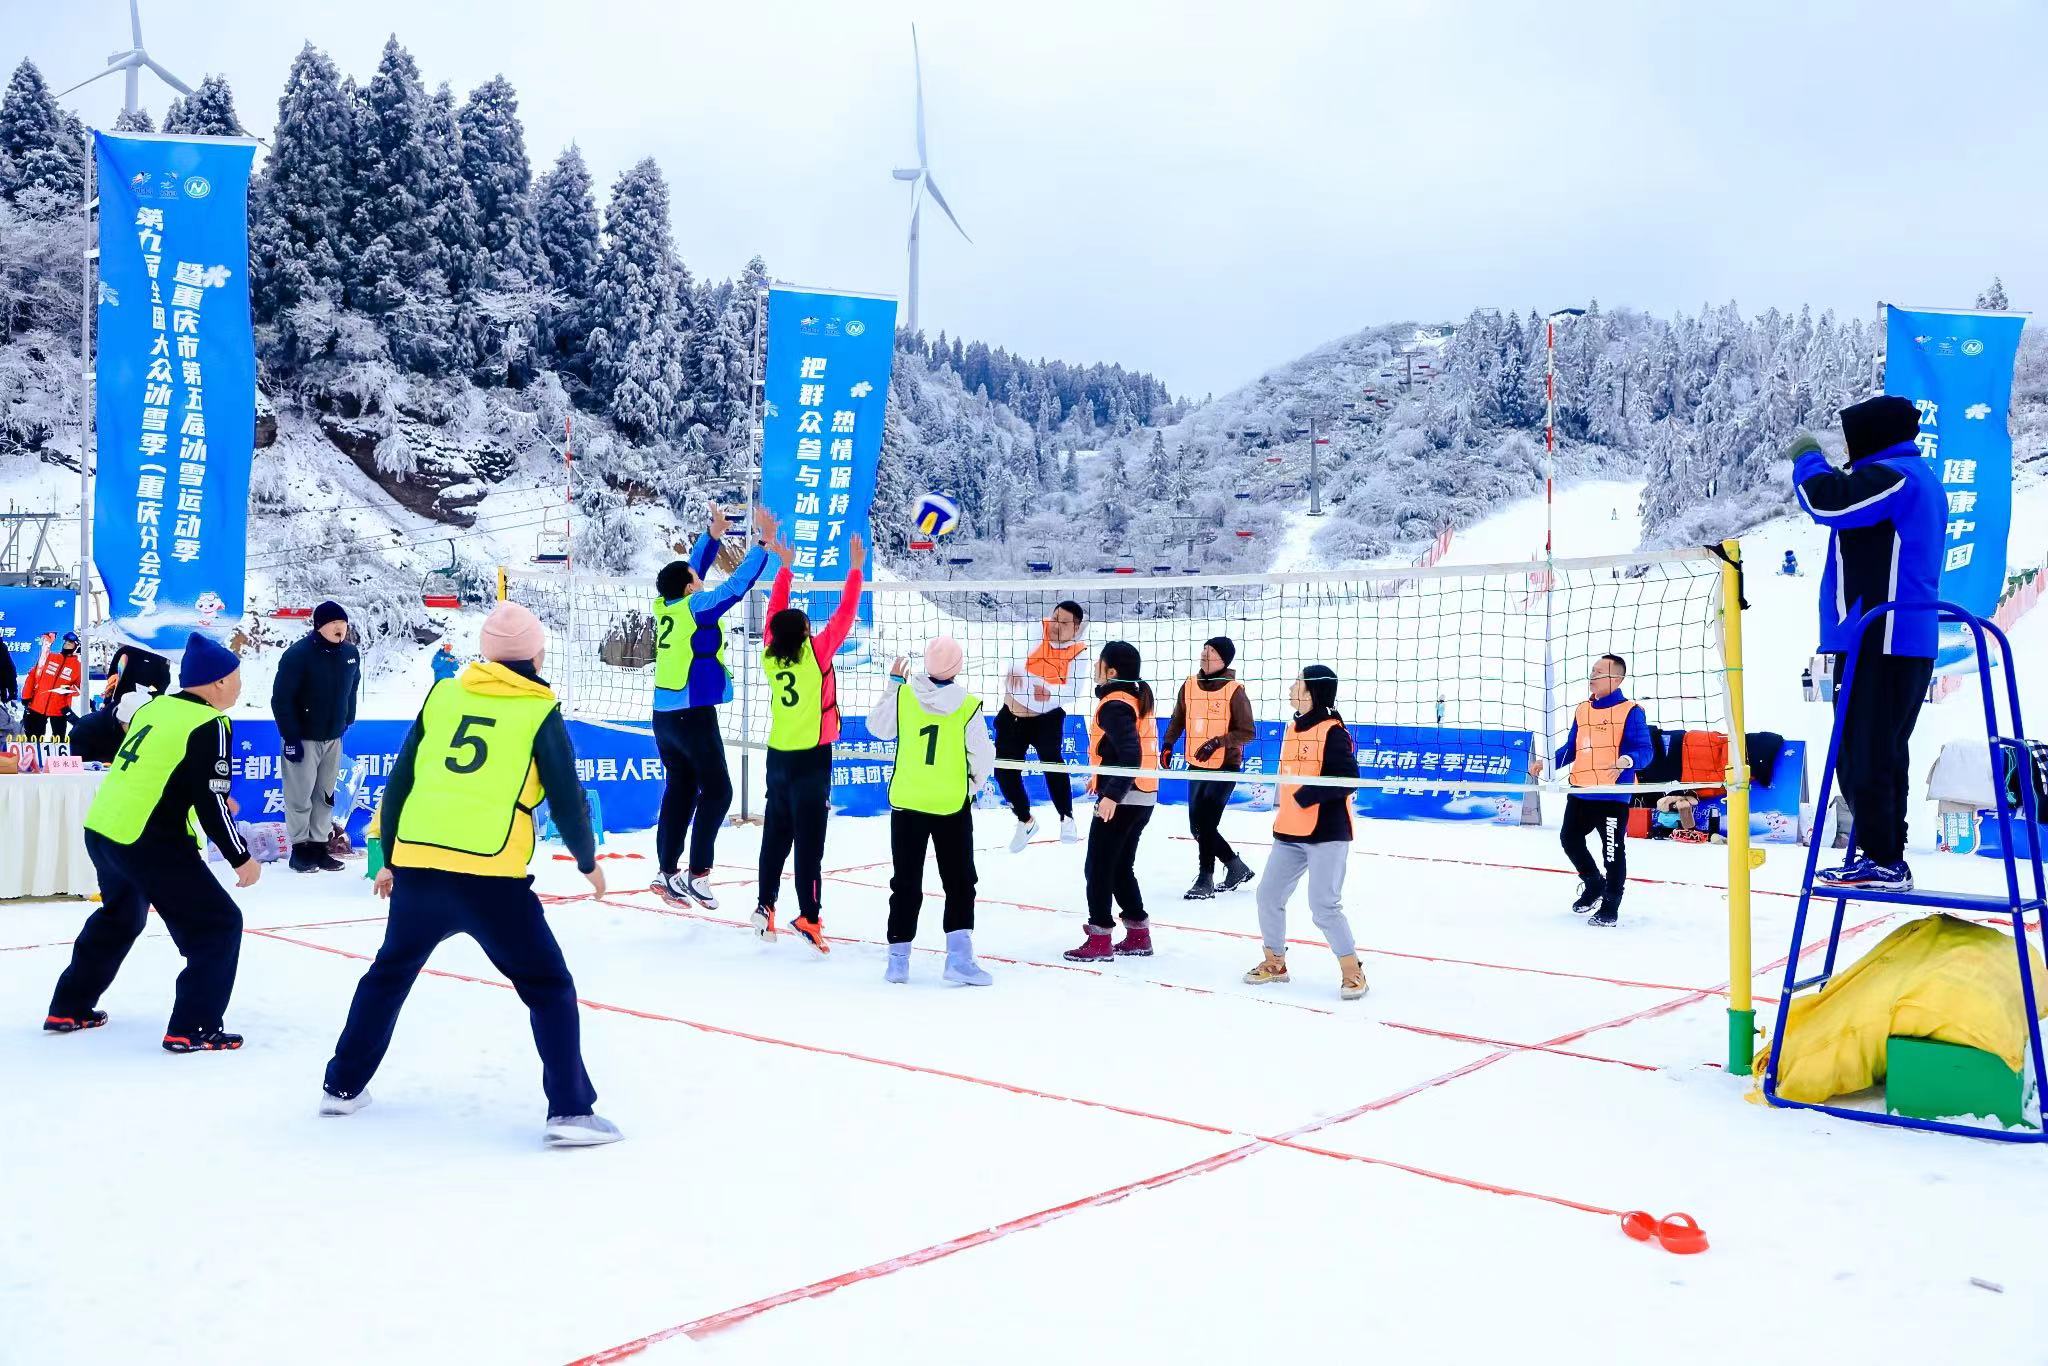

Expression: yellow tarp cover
xmin=1759 ymin=913 xmax=2048 ymax=1104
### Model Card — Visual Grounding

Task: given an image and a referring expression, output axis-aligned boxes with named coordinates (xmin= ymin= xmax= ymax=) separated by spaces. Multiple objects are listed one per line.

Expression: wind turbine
xmin=57 ymin=0 xmax=196 ymax=119
xmin=890 ymin=24 xmax=970 ymax=336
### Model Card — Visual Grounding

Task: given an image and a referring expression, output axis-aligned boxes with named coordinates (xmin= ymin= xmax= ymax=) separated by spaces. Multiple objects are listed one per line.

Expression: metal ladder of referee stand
xmin=1762 ymin=600 xmax=2048 ymax=1141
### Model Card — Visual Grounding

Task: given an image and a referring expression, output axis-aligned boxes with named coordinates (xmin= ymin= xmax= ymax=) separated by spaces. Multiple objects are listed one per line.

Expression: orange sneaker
xmin=789 ymin=915 xmax=830 ymax=954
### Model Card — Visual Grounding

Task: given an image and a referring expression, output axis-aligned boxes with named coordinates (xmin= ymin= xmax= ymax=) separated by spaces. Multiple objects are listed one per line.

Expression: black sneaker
xmin=1220 ymin=858 xmax=1257 ymax=893
xmin=1588 ymin=909 xmax=1618 ymax=928
xmin=44 ymin=1010 xmax=108 ymax=1033
xmin=163 ymin=1027 xmax=244 ymax=1053
xmin=1571 ymin=882 xmax=1604 ymax=914
xmin=1184 ymin=874 xmax=1217 ymax=900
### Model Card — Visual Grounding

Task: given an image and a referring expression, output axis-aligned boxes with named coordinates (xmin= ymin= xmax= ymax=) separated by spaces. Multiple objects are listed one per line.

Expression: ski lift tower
xmin=0 ymin=508 xmax=67 ymax=587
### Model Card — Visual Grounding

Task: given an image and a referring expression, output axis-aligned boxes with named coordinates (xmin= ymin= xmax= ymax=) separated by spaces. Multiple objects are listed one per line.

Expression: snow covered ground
xmin=6 ymin=477 xmax=2048 ymax=1364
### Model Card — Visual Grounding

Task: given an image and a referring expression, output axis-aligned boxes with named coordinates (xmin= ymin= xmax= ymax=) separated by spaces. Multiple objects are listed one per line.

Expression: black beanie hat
xmin=312 ymin=599 xmax=348 ymax=629
xmin=1301 ymin=663 xmax=1339 ymax=712
xmin=1204 ymin=636 xmax=1236 ymax=669
xmin=1838 ymin=395 xmax=1920 ymax=462
xmin=1100 ymin=640 xmax=1141 ymax=680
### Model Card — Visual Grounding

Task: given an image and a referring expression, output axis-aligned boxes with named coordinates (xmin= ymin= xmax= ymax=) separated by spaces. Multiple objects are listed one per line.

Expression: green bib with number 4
xmin=889 ymin=685 xmax=980 ymax=815
xmin=84 ymin=695 xmax=224 ymax=845
xmin=396 ymin=679 xmax=557 ymax=858
xmin=763 ymin=639 xmax=825 ymax=752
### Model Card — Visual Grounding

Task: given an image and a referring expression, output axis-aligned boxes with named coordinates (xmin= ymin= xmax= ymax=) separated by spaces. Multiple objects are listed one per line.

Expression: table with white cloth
xmin=0 ymin=771 xmax=105 ymax=899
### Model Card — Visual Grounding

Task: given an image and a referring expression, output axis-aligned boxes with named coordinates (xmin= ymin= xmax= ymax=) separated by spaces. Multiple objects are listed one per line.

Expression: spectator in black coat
xmin=270 ymin=601 xmax=362 ymax=872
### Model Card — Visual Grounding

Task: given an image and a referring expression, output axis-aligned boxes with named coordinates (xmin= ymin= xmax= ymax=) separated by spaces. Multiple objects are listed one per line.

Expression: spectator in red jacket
xmin=22 ymin=631 xmax=85 ymax=740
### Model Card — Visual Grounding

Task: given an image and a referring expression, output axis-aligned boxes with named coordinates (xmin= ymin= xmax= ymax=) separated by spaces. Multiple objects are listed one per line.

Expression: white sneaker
xmin=545 ymin=1112 xmax=623 ymax=1148
xmin=1059 ymin=816 xmax=1079 ymax=844
xmin=682 ymin=873 xmax=719 ymax=910
xmin=319 ymin=1089 xmax=371 ymax=1117
xmin=1008 ymin=819 xmax=1038 ymax=853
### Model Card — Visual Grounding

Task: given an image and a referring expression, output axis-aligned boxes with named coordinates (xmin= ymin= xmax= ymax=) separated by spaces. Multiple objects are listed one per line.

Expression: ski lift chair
xmin=421 ymin=541 xmax=462 ymax=610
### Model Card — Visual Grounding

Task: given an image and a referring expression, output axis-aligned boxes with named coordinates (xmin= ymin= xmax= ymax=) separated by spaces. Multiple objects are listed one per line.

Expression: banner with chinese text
xmin=92 ymin=131 xmax=257 ymax=652
xmin=757 ymin=285 xmax=897 ymax=629
xmin=1882 ymin=304 xmax=2027 ymax=665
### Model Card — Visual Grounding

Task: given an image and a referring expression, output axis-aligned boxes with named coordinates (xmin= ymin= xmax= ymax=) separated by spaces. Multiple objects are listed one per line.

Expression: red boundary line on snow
xmin=1168 ymin=834 xmax=1806 ymax=901
xmin=561 ymin=906 xmax=1908 ymax=1358
xmin=822 ymin=871 xmax=1712 ymax=996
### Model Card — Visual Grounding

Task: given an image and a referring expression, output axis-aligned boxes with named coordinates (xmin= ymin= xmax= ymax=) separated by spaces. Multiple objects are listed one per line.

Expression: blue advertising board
xmin=92 ymin=131 xmax=258 ymax=652
xmin=0 ymin=587 xmax=77 ymax=692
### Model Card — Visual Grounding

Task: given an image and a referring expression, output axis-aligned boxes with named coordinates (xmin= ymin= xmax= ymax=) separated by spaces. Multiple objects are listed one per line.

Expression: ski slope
xmin=6 ymin=477 xmax=2048 ymax=1364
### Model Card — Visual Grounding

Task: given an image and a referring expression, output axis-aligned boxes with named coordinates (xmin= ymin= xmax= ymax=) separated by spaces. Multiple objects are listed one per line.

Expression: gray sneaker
xmin=545 ymin=1112 xmax=623 ymax=1148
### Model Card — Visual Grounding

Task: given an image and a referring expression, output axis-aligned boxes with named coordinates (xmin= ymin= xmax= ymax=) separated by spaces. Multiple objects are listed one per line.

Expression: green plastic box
xmin=1886 ymin=1035 xmax=2028 ymax=1129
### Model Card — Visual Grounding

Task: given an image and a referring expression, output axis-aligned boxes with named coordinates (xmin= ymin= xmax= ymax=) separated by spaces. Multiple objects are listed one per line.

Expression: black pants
xmin=1188 ymin=768 xmax=1238 ymax=876
xmin=652 ymin=705 xmax=731 ymax=875
xmin=994 ymin=706 xmax=1072 ymax=822
xmin=1559 ymin=796 xmax=1626 ymax=916
xmin=1086 ymin=801 xmax=1154 ymax=928
xmin=1833 ymin=649 xmax=1934 ymax=866
xmin=761 ymin=744 xmax=832 ymax=920
xmin=325 ymin=867 xmax=597 ymax=1117
xmin=887 ymin=805 xmax=977 ymax=943
xmin=23 ymin=710 xmax=70 ymax=740
xmin=50 ymin=831 xmax=243 ymax=1034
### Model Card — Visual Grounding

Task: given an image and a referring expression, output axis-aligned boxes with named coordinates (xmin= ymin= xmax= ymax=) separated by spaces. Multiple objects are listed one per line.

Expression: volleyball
xmin=913 ymin=492 xmax=961 ymax=537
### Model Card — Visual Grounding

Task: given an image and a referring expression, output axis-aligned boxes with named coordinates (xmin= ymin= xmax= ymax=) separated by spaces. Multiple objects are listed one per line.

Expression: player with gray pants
xmin=271 ymin=600 xmax=362 ymax=872
xmin=1242 ymin=665 xmax=1368 ymax=1000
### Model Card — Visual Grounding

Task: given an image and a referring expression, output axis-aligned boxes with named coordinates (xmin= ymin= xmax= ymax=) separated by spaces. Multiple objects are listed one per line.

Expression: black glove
xmin=1194 ymin=738 xmax=1222 ymax=762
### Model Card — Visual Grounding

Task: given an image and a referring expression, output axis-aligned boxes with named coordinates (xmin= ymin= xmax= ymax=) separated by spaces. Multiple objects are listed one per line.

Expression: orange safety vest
xmin=1568 ymin=698 xmax=1640 ymax=788
xmin=1181 ymin=675 xmax=1243 ymax=770
xmin=1680 ymin=730 xmax=1728 ymax=799
xmin=1025 ymin=634 xmax=1088 ymax=691
xmin=1275 ymin=716 xmax=1346 ymax=839
xmin=1088 ymin=694 xmax=1159 ymax=795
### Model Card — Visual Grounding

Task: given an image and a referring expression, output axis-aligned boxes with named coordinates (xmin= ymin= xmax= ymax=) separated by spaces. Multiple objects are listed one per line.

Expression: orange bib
xmin=1088 ymin=695 xmax=1158 ymax=795
xmin=1568 ymin=698 xmax=1640 ymax=788
xmin=1680 ymin=730 xmax=1728 ymax=799
xmin=1181 ymin=676 xmax=1242 ymax=770
xmin=1275 ymin=717 xmax=1346 ymax=838
xmin=1025 ymin=636 xmax=1087 ymax=690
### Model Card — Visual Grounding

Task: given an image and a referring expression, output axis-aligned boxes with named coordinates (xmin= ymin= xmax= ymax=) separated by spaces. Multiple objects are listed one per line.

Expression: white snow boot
xmin=320 ymin=1089 xmax=371 ymax=1117
xmin=545 ymin=1113 xmax=623 ymax=1148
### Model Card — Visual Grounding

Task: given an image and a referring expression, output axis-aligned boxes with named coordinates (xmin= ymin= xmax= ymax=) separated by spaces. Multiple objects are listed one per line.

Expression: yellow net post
xmin=496 ymin=566 xmax=507 ymax=602
xmin=1720 ymin=538 xmax=1755 ymax=1073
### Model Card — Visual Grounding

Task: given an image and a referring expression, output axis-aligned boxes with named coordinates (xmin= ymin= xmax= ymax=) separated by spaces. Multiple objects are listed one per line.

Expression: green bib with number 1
xmin=395 ymin=679 xmax=557 ymax=857
xmin=889 ymin=685 xmax=979 ymax=815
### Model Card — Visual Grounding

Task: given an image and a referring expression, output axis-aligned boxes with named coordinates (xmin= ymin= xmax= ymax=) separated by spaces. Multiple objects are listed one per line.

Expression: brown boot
xmin=1338 ymin=954 xmax=1368 ymax=1000
xmin=1242 ymin=949 xmax=1290 ymax=985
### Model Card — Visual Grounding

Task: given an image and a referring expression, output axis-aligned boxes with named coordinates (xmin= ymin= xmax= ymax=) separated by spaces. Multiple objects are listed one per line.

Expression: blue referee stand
xmin=1763 ymin=601 xmax=2048 ymax=1141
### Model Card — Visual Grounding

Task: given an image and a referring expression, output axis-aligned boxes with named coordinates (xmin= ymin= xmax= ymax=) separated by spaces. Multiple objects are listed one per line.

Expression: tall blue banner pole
xmin=90 ymin=130 xmax=259 ymax=658
xmin=1880 ymin=303 xmax=2029 ymax=672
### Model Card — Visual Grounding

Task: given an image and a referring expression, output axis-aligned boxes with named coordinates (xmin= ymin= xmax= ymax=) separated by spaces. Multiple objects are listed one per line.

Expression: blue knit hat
xmin=179 ymin=632 xmax=240 ymax=689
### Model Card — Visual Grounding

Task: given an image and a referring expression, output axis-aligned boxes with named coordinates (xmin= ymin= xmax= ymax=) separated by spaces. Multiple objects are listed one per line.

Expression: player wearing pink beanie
xmin=479 ymin=602 xmax=546 ymax=665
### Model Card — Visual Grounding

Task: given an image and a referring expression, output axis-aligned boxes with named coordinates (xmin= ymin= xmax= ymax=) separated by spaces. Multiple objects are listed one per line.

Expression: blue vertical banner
xmin=758 ymin=285 xmax=898 ymax=621
xmin=92 ymin=131 xmax=258 ymax=652
xmin=1883 ymin=305 xmax=2027 ymax=658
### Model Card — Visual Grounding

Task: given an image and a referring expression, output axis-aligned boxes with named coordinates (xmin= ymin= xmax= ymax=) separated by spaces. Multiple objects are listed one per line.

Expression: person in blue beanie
xmin=647 ymin=503 xmax=781 ymax=910
xmin=1792 ymin=397 xmax=1944 ymax=890
xmin=44 ymin=632 xmax=259 ymax=1052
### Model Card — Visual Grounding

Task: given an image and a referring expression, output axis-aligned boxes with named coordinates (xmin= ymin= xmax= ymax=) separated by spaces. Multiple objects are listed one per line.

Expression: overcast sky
xmin=18 ymin=0 xmax=2045 ymax=397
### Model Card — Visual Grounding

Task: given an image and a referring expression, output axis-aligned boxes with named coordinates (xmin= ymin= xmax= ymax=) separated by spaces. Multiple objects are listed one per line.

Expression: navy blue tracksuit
xmin=324 ymin=868 xmax=596 ymax=1117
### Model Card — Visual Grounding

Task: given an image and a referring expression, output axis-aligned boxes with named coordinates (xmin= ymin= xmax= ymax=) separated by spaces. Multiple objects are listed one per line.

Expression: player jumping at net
xmin=755 ymin=527 xmax=866 ymax=953
xmin=869 ymin=634 xmax=997 ymax=986
xmin=1161 ymin=635 xmax=1257 ymax=900
xmin=320 ymin=603 xmax=618 ymax=1148
xmin=649 ymin=502 xmax=782 ymax=910
xmin=45 ymin=633 xmax=258 ymax=1051
xmin=1067 ymin=640 xmax=1160 ymax=962
xmin=998 ymin=599 xmax=1091 ymax=852
xmin=1538 ymin=653 xmax=1651 ymax=927
xmin=1243 ymin=664 xmax=1367 ymax=1000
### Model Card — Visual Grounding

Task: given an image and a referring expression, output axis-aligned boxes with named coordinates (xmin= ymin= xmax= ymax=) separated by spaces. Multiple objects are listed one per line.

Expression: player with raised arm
xmin=996 ymin=600 xmax=1090 ymax=851
xmin=755 ymin=528 xmax=867 ymax=953
xmin=649 ymin=502 xmax=782 ymax=910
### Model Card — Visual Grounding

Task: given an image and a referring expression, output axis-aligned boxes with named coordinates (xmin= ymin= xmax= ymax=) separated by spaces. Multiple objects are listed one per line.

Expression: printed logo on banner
xmin=182 ymin=176 xmax=212 ymax=199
